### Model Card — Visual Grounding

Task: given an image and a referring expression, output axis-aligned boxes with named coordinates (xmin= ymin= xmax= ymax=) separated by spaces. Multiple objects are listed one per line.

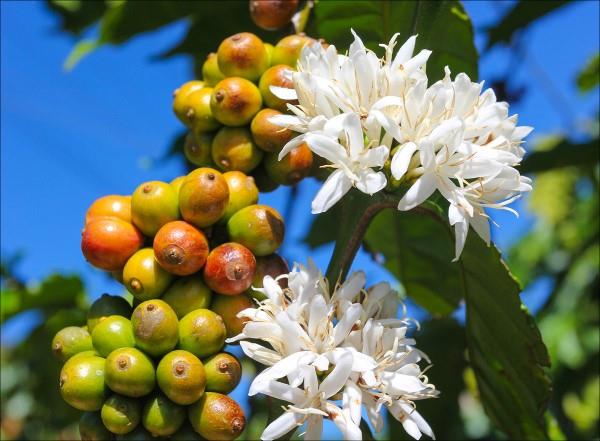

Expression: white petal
xmin=325 ymin=402 xmax=363 ymax=441
xmin=393 ymin=35 xmax=417 ymax=67
xmin=238 ymin=341 xmax=281 ymax=366
xmin=252 ymin=351 xmax=317 ymax=392
xmin=403 ymin=419 xmax=423 ymax=440
xmin=344 ymin=113 xmax=366 ymax=159
xmin=319 ymin=351 xmax=353 ymax=399
xmin=333 ymin=303 xmax=362 ymax=346
xmin=304 ymin=415 xmax=323 ymax=441
xmin=253 ymin=380 xmax=305 ymax=403
xmin=360 ymin=145 xmax=390 ymax=168
xmin=261 ymin=412 xmax=302 ymax=441
xmin=380 ymin=372 xmax=427 ymax=395
xmin=343 ymin=381 xmax=362 ymax=425
xmin=470 ymin=211 xmax=491 ymax=246
xmin=270 ymin=85 xmax=298 ymax=100
xmin=268 ymin=114 xmax=302 ymax=128
xmin=397 ymin=173 xmax=437 ymax=211
xmin=308 ymin=294 xmax=328 ymax=339
xmin=311 ymin=169 xmax=352 ymax=214
xmin=304 ymin=133 xmax=350 ymax=165
xmin=391 ymin=142 xmax=418 ymax=179
xmin=370 ymin=109 xmax=403 ymax=143
xmin=355 ymin=170 xmax=387 ymax=195
xmin=278 ymin=135 xmax=309 ymax=161
xmin=400 ymin=403 xmax=435 ymax=439
xmin=448 ymin=205 xmax=469 ymax=262
xmin=338 ymin=271 xmax=366 ymax=301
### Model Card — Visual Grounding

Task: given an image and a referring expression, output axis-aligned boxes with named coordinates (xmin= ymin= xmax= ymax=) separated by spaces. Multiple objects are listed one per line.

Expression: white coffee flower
xmin=391 ymin=68 xmax=533 ymax=259
xmin=271 ymin=30 xmax=533 ymax=260
xmin=229 ymin=260 xmax=437 ymax=440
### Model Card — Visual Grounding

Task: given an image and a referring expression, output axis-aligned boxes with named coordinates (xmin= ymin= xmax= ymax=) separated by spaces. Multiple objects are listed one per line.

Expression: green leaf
xmin=485 ymin=0 xmax=569 ymax=49
xmin=97 ymin=1 xmax=197 ymax=45
xmin=364 ymin=204 xmax=462 ymax=316
xmin=520 ymin=139 xmax=599 ymax=174
xmin=576 ymin=53 xmax=599 ymax=93
xmin=46 ymin=0 xmax=107 ymax=35
xmin=1 ymin=274 xmax=85 ymax=323
xmin=310 ymin=0 xmax=478 ymax=82
xmin=460 ymin=233 xmax=551 ymax=439
xmin=63 ymin=39 xmax=99 ymax=71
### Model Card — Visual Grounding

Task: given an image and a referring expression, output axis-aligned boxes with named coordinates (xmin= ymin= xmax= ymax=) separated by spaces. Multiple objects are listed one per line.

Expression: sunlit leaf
xmin=576 ymin=53 xmax=599 ymax=93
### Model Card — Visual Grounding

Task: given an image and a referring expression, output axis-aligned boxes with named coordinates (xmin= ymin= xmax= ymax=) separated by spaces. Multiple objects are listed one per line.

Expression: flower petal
xmin=261 ymin=411 xmax=302 ymax=441
xmin=391 ymin=142 xmax=418 ymax=179
xmin=397 ymin=173 xmax=437 ymax=211
xmin=311 ymin=169 xmax=352 ymax=214
xmin=319 ymin=351 xmax=353 ymax=399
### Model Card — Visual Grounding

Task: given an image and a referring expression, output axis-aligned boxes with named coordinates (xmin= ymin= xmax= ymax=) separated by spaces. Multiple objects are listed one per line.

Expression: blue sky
xmin=1 ymin=1 xmax=598 ymax=438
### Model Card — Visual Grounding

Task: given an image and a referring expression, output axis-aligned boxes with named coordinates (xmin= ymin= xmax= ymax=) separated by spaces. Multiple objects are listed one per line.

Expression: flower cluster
xmin=271 ymin=32 xmax=532 ymax=260
xmin=228 ymin=261 xmax=438 ymax=440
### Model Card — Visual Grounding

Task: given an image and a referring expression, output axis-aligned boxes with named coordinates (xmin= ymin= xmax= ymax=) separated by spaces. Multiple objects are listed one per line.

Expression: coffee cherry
xmin=203 ymin=243 xmax=256 ymax=295
xmin=184 ymin=131 xmax=214 ymax=168
xmin=101 ymin=394 xmax=141 ymax=435
xmin=169 ymin=176 xmax=186 ymax=196
xmin=123 ymin=248 xmax=173 ymax=301
xmin=252 ymin=164 xmax=280 ymax=193
xmin=211 ymin=293 xmax=254 ymax=338
xmin=105 ymin=347 xmax=155 ymax=398
xmin=59 ymin=353 xmax=107 ymax=411
xmin=227 ymin=205 xmax=285 ymax=256
xmin=211 ymin=126 xmax=263 ymax=173
xmin=179 ymin=168 xmax=229 ymax=228
xmin=210 ymin=77 xmax=263 ymax=126
xmin=178 ymin=309 xmax=226 ymax=358
xmin=222 ymin=171 xmax=259 ymax=222
xmin=82 ymin=218 xmax=144 ymax=271
xmin=91 ymin=316 xmax=135 ymax=357
xmin=217 ymin=32 xmax=270 ymax=81
xmin=272 ymin=34 xmax=315 ymax=67
xmin=131 ymin=181 xmax=180 ymax=237
xmin=87 ymin=294 xmax=132 ymax=333
xmin=131 ymin=300 xmax=179 ymax=358
xmin=188 ymin=392 xmax=245 ymax=441
xmin=179 ymin=87 xmax=222 ymax=132
xmin=162 ymin=276 xmax=213 ymax=319
xmin=265 ymin=42 xmax=274 ymax=65
xmin=85 ymin=195 xmax=131 ymax=224
xmin=142 ymin=393 xmax=186 ymax=437
xmin=250 ymin=0 xmax=299 ymax=31
xmin=265 ymin=142 xmax=313 ymax=185
xmin=156 ymin=350 xmax=206 ymax=405
xmin=250 ymin=108 xmax=294 ymax=152
xmin=203 ymin=352 xmax=242 ymax=394
xmin=258 ymin=64 xmax=296 ymax=112
xmin=173 ymin=81 xmax=205 ymax=124
xmin=52 ymin=326 xmax=94 ymax=362
xmin=153 ymin=221 xmax=209 ymax=276
xmin=201 ymin=53 xmax=225 ymax=87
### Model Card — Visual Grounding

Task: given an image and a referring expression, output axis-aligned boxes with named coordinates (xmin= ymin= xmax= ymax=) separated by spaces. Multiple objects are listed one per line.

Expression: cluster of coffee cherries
xmin=56 ymin=166 xmax=289 ymax=439
xmin=173 ymin=31 xmax=321 ymax=192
